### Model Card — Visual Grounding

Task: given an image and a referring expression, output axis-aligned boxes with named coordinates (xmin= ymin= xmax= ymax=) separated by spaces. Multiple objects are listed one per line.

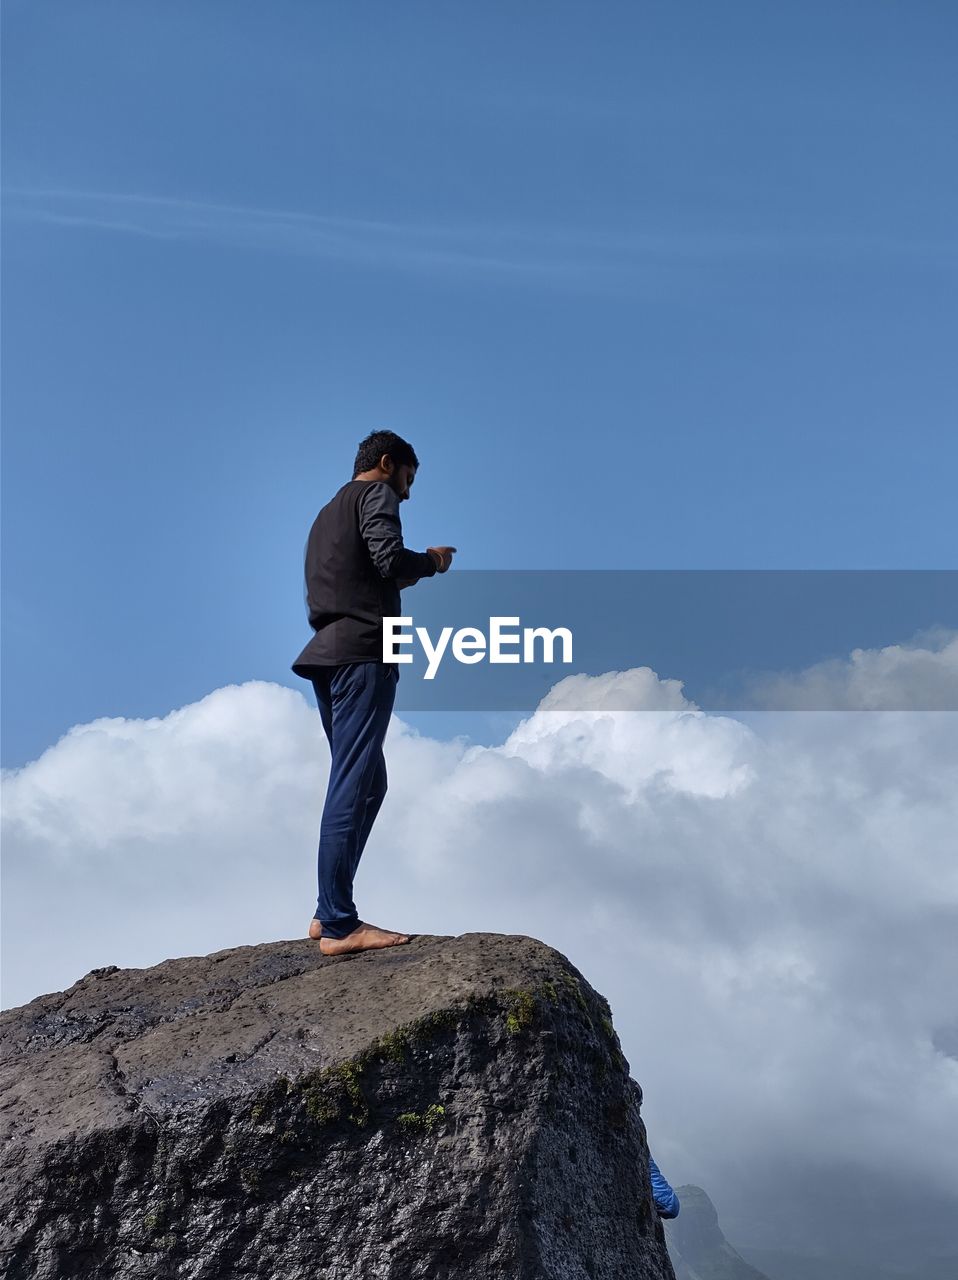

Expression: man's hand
xmin=398 ymin=544 xmax=456 ymax=587
xmin=427 ymin=546 xmax=457 ymax=573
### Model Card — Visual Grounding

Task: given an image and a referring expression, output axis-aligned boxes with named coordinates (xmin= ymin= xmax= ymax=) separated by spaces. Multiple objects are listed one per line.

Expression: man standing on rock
xmin=291 ymin=430 xmax=456 ymax=955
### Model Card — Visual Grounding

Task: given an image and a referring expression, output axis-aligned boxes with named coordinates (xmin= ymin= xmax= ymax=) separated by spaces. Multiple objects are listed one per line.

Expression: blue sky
xmin=3 ymin=0 xmax=956 ymax=767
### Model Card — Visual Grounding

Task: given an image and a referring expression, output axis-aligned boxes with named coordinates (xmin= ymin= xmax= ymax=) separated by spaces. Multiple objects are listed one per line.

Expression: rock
xmin=665 ymin=1185 xmax=770 ymax=1280
xmin=0 ymin=933 xmax=676 ymax=1280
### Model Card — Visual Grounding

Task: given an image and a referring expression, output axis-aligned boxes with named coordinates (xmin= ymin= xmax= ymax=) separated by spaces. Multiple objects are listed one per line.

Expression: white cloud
xmin=742 ymin=624 xmax=958 ymax=709
xmin=2 ymin=638 xmax=957 ymax=1245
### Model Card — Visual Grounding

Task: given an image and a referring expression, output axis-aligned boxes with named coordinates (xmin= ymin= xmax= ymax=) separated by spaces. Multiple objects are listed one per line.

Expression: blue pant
xmin=310 ymin=661 xmax=398 ymax=938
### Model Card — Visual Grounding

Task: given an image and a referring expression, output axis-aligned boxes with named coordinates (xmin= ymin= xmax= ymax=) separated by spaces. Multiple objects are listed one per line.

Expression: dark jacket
xmin=291 ymin=479 xmax=437 ymax=675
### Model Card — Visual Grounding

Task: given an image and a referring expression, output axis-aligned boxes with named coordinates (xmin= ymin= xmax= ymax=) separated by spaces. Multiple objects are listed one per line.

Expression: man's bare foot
xmin=307 ymin=919 xmax=322 ymax=940
xmin=318 ymin=922 xmax=410 ymax=956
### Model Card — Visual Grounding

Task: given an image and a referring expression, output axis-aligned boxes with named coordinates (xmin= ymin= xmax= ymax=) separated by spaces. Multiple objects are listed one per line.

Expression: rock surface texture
xmin=0 ymin=933 xmax=675 ymax=1280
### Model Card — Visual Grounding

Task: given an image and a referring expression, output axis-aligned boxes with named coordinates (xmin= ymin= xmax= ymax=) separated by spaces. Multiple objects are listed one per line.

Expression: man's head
xmin=352 ymin=430 xmax=419 ymax=501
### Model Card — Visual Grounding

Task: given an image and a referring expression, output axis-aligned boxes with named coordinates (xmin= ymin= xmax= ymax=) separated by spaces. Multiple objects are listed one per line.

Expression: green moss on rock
xmin=396 ymin=1104 xmax=446 ymax=1133
xmin=502 ymin=988 xmax=537 ymax=1034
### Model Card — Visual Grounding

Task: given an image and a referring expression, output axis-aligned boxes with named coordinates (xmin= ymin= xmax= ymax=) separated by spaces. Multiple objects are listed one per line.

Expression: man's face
xmin=389 ymin=462 xmax=417 ymax=502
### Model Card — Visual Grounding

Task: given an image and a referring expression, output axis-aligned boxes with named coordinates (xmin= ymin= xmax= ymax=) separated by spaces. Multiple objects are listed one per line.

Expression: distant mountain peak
xmin=665 ymin=1184 xmax=771 ymax=1280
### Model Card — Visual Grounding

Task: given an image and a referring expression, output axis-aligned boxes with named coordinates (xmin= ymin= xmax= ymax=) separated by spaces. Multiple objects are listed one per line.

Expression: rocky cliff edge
xmin=0 ymin=932 xmax=675 ymax=1280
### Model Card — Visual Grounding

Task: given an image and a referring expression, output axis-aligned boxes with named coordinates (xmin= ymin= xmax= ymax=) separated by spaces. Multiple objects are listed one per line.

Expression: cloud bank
xmin=3 ymin=636 xmax=957 ymax=1253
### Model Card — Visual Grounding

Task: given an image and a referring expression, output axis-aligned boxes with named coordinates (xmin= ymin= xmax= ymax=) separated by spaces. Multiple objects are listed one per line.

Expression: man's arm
xmin=395 ymin=549 xmax=457 ymax=588
xmin=358 ymin=482 xmax=438 ymax=581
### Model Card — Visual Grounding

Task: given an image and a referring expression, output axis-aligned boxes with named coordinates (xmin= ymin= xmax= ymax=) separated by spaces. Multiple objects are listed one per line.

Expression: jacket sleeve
xmin=648 ymin=1155 xmax=681 ymax=1219
xmin=358 ymin=481 xmax=438 ymax=581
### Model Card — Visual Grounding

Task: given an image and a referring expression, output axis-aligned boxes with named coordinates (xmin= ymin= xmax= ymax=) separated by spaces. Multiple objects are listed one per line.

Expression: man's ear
xmin=379 ymin=453 xmax=394 ymax=475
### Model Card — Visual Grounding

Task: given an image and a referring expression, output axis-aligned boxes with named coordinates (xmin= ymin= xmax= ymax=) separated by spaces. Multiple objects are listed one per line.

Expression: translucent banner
xmin=384 ymin=570 xmax=957 ymax=710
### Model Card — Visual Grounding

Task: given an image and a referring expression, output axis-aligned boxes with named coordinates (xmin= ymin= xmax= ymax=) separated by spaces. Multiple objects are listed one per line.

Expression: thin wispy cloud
xmin=6 ymin=187 xmax=954 ymax=287
xmin=5 ymin=187 xmax=622 ymax=283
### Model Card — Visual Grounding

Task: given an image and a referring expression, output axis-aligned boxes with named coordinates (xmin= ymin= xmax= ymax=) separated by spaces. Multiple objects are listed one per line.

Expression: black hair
xmin=352 ymin=430 xmax=419 ymax=478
